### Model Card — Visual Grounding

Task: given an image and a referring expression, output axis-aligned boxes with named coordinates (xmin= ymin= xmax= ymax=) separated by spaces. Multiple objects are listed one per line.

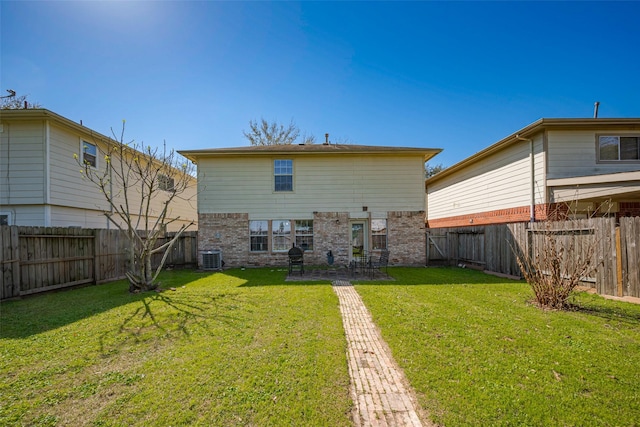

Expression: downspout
xmin=108 ymin=163 xmax=113 ymax=230
xmin=516 ymin=134 xmax=535 ymax=222
xmin=44 ymin=120 xmax=51 ymax=226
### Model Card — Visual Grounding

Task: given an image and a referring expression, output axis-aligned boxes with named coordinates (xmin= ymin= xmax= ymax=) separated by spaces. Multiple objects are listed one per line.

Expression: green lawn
xmin=355 ymin=267 xmax=640 ymax=427
xmin=0 ymin=269 xmax=351 ymax=426
xmin=3 ymin=267 xmax=640 ymax=426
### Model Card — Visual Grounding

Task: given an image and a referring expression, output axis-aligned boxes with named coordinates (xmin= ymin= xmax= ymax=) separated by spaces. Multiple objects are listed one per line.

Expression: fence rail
xmin=426 ymin=217 xmax=640 ymax=298
xmin=0 ymin=226 xmax=198 ymax=300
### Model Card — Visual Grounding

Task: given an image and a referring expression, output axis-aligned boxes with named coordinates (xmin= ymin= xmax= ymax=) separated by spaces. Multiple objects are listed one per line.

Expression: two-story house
xmin=0 ymin=109 xmax=197 ymax=230
xmin=426 ymin=118 xmax=640 ymax=228
xmin=179 ymin=143 xmax=441 ymax=268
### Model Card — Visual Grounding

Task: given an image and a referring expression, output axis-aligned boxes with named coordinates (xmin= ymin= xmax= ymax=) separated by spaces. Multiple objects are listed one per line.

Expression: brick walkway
xmin=333 ymin=280 xmax=431 ymax=427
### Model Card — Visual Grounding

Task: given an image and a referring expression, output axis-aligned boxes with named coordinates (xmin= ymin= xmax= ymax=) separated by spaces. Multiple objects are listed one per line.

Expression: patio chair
xmin=288 ymin=246 xmax=304 ymax=275
xmin=369 ymin=250 xmax=389 ymax=278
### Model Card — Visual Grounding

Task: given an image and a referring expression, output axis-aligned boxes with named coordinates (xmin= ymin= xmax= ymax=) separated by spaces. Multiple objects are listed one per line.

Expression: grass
xmin=355 ymin=267 xmax=640 ymax=426
xmin=3 ymin=267 xmax=640 ymax=426
xmin=0 ymin=269 xmax=351 ymax=426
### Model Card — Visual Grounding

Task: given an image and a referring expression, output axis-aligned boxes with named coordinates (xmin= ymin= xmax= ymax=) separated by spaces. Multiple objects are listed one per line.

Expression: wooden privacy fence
xmin=0 ymin=227 xmax=198 ymax=300
xmin=426 ymin=217 xmax=640 ymax=299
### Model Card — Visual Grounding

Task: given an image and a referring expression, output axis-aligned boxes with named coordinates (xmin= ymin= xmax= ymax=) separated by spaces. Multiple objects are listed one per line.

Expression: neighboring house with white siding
xmin=179 ymin=144 xmax=441 ymax=268
xmin=0 ymin=109 xmax=197 ymax=230
xmin=426 ymin=118 xmax=640 ymax=228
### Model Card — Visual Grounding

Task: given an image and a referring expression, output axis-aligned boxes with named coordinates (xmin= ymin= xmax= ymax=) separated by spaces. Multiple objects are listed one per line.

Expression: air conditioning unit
xmin=201 ymin=250 xmax=222 ymax=270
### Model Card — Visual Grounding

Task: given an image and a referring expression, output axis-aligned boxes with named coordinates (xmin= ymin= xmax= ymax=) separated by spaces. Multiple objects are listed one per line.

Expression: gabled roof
xmin=426 ymin=117 xmax=640 ymax=184
xmin=1 ymin=108 xmax=196 ymax=183
xmin=0 ymin=108 xmax=113 ymax=142
xmin=179 ymin=144 xmax=442 ymax=163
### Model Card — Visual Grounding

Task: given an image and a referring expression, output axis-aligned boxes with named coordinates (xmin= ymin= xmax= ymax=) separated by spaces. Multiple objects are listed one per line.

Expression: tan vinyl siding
xmin=50 ymin=205 xmax=110 ymax=228
xmin=48 ymin=123 xmax=111 ymax=210
xmin=427 ymin=136 xmax=545 ymax=220
xmin=198 ymin=154 xmax=425 ymax=218
xmin=547 ymin=130 xmax=640 ymax=179
xmin=48 ymin=123 xmax=197 ymax=226
xmin=1 ymin=205 xmax=46 ymax=226
xmin=0 ymin=121 xmax=46 ymax=204
xmin=48 ymin=205 xmax=195 ymax=231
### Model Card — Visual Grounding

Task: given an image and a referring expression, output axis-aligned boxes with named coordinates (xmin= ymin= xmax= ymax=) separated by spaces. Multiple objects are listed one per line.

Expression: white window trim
xmin=80 ymin=139 xmax=98 ymax=168
xmin=371 ymin=219 xmax=388 ymax=250
xmin=274 ymin=159 xmax=294 ymax=192
xmin=249 ymin=220 xmax=269 ymax=252
xmin=0 ymin=211 xmax=12 ymax=226
xmin=596 ymin=134 xmax=640 ymax=163
xmin=272 ymin=219 xmax=292 ymax=252
xmin=249 ymin=219 xmax=315 ymax=254
xmin=294 ymin=219 xmax=314 ymax=251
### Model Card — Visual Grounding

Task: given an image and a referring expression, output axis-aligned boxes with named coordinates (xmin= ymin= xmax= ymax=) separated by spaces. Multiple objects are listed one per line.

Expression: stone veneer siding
xmin=198 ymin=210 xmax=427 ymax=268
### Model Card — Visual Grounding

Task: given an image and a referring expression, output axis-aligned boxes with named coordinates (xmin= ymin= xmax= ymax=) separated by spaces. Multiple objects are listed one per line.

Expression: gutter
xmin=425 ymin=117 xmax=640 ymax=185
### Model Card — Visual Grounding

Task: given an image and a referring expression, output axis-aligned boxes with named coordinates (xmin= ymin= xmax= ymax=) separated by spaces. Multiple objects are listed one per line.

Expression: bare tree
xmin=513 ymin=203 xmax=604 ymax=310
xmin=243 ymin=118 xmax=315 ymax=145
xmin=76 ymin=122 xmax=195 ymax=292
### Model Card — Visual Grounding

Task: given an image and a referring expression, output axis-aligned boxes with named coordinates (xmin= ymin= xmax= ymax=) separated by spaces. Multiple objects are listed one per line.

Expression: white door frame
xmin=349 ymin=220 xmax=368 ymax=264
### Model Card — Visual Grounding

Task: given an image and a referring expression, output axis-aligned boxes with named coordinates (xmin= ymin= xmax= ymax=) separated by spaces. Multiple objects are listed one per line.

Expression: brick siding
xmin=311 ymin=212 xmax=350 ymax=266
xmin=427 ymin=205 xmax=545 ymax=228
xmin=387 ymin=210 xmax=426 ymax=265
xmin=427 ymin=201 xmax=640 ymax=228
xmin=198 ymin=210 xmax=426 ymax=268
xmin=619 ymin=202 xmax=640 ymax=218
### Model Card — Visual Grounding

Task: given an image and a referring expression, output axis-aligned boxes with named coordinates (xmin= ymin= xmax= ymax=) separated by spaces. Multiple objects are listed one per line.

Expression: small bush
xmin=514 ymin=204 xmax=603 ymax=310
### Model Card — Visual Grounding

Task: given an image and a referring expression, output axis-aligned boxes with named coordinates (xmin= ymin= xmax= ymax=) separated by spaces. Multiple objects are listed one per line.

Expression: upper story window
xmin=598 ymin=135 xmax=640 ymax=162
xmin=274 ymin=159 xmax=293 ymax=192
xmin=82 ymin=140 xmax=97 ymax=168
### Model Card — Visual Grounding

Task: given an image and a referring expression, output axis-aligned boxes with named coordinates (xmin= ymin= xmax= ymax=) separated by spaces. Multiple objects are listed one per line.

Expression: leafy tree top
xmin=0 ymin=92 xmax=41 ymax=109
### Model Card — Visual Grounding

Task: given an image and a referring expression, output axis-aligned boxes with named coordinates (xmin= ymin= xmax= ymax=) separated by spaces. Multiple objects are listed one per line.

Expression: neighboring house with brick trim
xmin=426 ymin=118 xmax=640 ymax=228
xmin=179 ymin=143 xmax=441 ymax=268
xmin=0 ymin=109 xmax=197 ymax=230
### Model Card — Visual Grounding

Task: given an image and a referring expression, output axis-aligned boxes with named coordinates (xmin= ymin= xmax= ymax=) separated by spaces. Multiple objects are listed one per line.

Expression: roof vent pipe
xmin=324 ymin=133 xmax=329 ymax=145
xmin=594 ymin=101 xmax=600 ymax=118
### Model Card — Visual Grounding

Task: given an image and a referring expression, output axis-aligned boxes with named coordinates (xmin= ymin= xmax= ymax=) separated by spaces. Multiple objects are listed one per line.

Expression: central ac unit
xmin=201 ymin=250 xmax=222 ymax=270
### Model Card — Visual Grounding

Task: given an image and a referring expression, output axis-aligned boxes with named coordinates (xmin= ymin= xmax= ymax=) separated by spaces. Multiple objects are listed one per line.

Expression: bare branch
xmin=74 ymin=121 xmax=195 ymax=291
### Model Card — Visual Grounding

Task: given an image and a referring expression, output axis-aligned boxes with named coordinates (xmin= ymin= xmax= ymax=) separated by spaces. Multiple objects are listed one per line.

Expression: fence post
xmin=93 ymin=228 xmax=100 ymax=285
xmin=615 ymin=226 xmax=623 ymax=297
xmin=11 ymin=226 xmax=20 ymax=297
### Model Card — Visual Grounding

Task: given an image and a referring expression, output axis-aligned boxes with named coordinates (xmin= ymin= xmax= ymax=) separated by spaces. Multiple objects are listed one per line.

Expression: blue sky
xmin=2 ymin=1 xmax=639 ymax=167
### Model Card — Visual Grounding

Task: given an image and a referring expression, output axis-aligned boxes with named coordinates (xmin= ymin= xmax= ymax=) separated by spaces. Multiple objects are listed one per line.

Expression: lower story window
xmin=248 ymin=219 xmax=314 ymax=252
xmin=0 ymin=212 xmax=10 ymax=226
xmin=295 ymin=220 xmax=314 ymax=251
xmin=371 ymin=219 xmax=387 ymax=250
xmin=249 ymin=220 xmax=268 ymax=252
xmin=272 ymin=220 xmax=292 ymax=252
